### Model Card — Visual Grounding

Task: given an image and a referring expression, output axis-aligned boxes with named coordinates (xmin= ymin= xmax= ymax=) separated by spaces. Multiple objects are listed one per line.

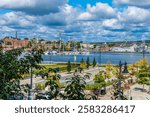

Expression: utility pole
xmin=28 ymin=66 xmax=33 ymax=100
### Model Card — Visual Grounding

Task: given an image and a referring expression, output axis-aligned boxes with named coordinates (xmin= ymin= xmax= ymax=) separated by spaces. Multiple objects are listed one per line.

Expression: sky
xmin=0 ymin=0 xmax=150 ymax=42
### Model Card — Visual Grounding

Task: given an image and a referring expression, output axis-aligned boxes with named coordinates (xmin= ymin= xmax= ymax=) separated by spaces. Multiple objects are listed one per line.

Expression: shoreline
xmin=91 ymin=51 xmax=150 ymax=54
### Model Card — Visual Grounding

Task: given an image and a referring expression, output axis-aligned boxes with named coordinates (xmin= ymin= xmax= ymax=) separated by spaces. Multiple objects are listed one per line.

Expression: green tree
xmin=36 ymin=68 xmax=61 ymax=100
xmin=105 ymin=63 xmax=113 ymax=79
xmin=137 ymin=77 xmax=150 ymax=90
xmin=93 ymin=44 xmax=97 ymax=49
xmin=76 ymin=42 xmax=81 ymax=51
xmin=94 ymin=71 xmax=105 ymax=83
xmin=67 ymin=60 xmax=72 ymax=73
xmin=112 ymin=83 xmax=127 ymax=100
xmin=63 ymin=73 xmax=97 ymax=100
xmin=64 ymin=75 xmax=86 ymax=100
xmin=0 ymin=48 xmax=43 ymax=99
xmin=135 ymin=58 xmax=148 ymax=70
xmin=52 ymin=45 xmax=56 ymax=50
xmin=86 ymin=57 xmax=90 ymax=69
xmin=45 ymin=78 xmax=60 ymax=100
xmin=92 ymin=57 xmax=97 ymax=68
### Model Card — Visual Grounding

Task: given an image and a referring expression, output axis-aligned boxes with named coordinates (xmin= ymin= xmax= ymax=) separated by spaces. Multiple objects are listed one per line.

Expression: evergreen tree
xmin=67 ymin=60 xmax=71 ymax=73
xmin=92 ymin=57 xmax=97 ymax=68
xmin=80 ymin=58 xmax=84 ymax=63
xmin=86 ymin=57 xmax=90 ymax=69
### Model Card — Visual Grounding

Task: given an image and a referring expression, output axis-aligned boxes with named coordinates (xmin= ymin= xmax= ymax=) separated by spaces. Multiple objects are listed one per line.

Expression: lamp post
xmin=28 ymin=66 xmax=33 ymax=100
xmin=98 ymin=46 xmax=101 ymax=70
xmin=104 ymin=71 xmax=106 ymax=80
xmin=116 ymin=61 xmax=129 ymax=100
xmin=28 ymin=49 xmax=35 ymax=100
xmin=49 ymin=54 xmax=51 ymax=64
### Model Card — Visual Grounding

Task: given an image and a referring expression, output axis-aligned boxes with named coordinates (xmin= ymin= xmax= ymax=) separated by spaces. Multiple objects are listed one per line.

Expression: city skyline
xmin=0 ymin=0 xmax=150 ymax=42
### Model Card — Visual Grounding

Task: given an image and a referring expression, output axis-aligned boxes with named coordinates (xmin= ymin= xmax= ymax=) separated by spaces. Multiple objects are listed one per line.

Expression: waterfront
xmin=42 ymin=52 xmax=150 ymax=64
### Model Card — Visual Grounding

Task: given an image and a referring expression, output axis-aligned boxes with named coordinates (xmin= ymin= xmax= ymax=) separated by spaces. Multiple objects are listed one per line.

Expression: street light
xmin=49 ymin=54 xmax=51 ymax=64
xmin=115 ymin=61 xmax=129 ymax=100
xmin=98 ymin=45 xmax=101 ymax=71
xmin=28 ymin=49 xmax=35 ymax=100
xmin=28 ymin=66 xmax=33 ymax=100
xmin=99 ymin=46 xmax=101 ymax=67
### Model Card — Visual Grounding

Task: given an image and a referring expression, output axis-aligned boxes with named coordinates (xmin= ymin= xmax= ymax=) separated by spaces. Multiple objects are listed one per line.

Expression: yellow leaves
xmin=128 ymin=64 xmax=136 ymax=71
xmin=135 ymin=58 xmax=148 ymax=68
xmin=35 ymin=83 xmax=45 ymax=90
xmin=80 ymin=63 xmax=86 ymax=69
xmin=105 ymin=62 xmax=114 ymax=79
xmin=105 ymin=63 xmax=113 ymax=72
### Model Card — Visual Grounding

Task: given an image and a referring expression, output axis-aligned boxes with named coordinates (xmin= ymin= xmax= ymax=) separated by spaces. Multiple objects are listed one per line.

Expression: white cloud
xmin=0 ymin=26 xmax=15 ymax=32
xmin=102 ymin=19 xmax=122 ymax=29
xmin=0 ymin=1 xmax=150 ymax=42
xmin=39 ymin=4 xmax=78 ymax=26
xmin=78 ymin=2 xmax=116 ymax=20
xmin=0 ymin=0 xmax=67 ymax=15
xmin=0 ymin=4 xmax=78 ymax=28
xmin=114 ymin=0 xmax=150 ymax=8
xmin=0 ymin=12 xmax=35 ymax=27
xmin=118 ymin=6 xmax=150 ymax=23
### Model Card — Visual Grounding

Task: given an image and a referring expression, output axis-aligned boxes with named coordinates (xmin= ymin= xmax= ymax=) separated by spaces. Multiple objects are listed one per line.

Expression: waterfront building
xmin=1 ymin=37 xmax=29 ymax=51
xmin=111 ymin=44 xmax=137 ymax=52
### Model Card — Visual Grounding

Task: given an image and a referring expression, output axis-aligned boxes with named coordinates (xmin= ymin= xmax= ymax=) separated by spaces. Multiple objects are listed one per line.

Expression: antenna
xmin=16 ymin=31 xmax=18 ymax=39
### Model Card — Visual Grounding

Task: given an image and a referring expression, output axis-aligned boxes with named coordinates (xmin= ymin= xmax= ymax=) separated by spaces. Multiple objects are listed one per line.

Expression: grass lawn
xmin=34 ymin=63 xmax=80 ymax=74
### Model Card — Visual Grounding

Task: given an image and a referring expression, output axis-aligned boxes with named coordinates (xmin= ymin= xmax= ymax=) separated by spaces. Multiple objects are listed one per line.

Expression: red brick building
xmin=1 ymin=38 xmax=29 ymax=51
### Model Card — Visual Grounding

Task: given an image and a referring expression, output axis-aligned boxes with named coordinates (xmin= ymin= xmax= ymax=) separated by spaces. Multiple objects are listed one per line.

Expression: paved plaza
xmin=99 ymin=84 xmax=150 ymax=100
xmin=127 ymin=84 xmax=150 ymax=100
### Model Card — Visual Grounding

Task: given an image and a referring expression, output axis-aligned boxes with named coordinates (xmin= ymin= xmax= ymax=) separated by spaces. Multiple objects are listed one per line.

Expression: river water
xmin=42 ymin=52 xmax=150 ymax=64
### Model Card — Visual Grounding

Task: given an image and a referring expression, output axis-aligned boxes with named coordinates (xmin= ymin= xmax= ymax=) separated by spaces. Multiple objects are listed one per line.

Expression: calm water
xmin=42 ymin=52 xmax=150 ymax=64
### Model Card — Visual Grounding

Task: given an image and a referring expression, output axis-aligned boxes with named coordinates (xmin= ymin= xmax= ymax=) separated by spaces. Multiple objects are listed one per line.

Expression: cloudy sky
xmin=0 ymin=0 xmax=150 ymax=42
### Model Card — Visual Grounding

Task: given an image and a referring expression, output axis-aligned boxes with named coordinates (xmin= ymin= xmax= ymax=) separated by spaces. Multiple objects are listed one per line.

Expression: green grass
xmin=33 ymin=63 xmax=80 ymax=75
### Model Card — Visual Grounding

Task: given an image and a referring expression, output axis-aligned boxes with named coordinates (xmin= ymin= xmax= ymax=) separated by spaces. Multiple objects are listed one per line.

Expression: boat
xmin=44 ymin=51 xmax=49 ymax=55
xmin=80 ymin=51 xmax=90 ymax=55
xmin=44 ymin=50 xmax=58 ymax=55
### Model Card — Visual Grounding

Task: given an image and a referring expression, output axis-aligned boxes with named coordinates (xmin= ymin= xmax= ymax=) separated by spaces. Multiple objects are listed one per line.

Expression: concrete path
xmin=20 ymin=67 xmax=101 ymax=86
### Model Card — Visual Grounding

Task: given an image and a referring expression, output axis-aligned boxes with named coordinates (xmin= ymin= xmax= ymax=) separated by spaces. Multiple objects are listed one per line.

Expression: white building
xmin=111 ymin=44 xmax=137 ymax=52
xmin=146 ymin=47 xmax=150 ymax=53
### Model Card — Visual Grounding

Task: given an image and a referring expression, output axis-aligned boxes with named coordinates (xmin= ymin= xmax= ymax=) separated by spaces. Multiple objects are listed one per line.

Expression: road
xmin=60 ymin=67 xmax=100 ymax=84
xmin=20 ymin=67 xmax=101 ymax=87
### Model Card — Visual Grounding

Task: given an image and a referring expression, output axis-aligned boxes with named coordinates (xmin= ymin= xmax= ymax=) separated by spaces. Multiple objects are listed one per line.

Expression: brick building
xmin=1 ymin=38 xmax=29 ymax=51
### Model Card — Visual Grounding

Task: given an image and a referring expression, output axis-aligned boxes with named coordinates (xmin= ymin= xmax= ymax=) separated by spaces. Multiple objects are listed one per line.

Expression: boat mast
xmin=59 ymin=32 xmax=62 ymax=52
xmin=142 ymin=40 xmax=145 ymax=59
